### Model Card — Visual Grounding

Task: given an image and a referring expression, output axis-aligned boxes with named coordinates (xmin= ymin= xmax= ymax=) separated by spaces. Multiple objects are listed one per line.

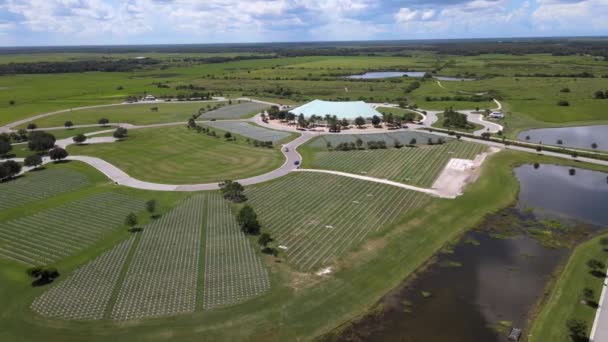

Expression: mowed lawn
xmin=21 ymin=102 xmax=226 ymax=128
xmin=529 ymin=233 xmax=608 ymax=342
xmin=67 ymin=126 xmax=285 ymax=184
xmin=302 ymin=138 xmax=487 ymax=187
xmin=247 ymin=172 xmax=434 ymax=271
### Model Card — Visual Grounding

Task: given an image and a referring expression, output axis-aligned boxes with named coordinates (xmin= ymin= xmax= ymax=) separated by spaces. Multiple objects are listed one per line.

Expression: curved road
xmin=5 ymin=97 xmax=608 ymax=194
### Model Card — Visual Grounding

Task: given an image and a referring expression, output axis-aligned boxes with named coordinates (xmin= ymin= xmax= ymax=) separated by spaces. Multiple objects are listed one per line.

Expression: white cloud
xmin=532 ymin=0 xmax=608 ymax=32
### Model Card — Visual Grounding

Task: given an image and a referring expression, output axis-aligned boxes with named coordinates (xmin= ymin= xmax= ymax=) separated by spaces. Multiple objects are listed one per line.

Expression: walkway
xmin=590 ymin=268 xmax=608 ymax=342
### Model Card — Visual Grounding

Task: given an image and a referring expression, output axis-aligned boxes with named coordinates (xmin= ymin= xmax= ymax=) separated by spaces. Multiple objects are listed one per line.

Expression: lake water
xmin=336 ymin=164 xmax=608 ymax=342
xmin=518 ymin=125 xmax=608 ymax=151
xmin=344 ymin=71 xmax=475 ymax=81
xmin=345 ymin=71 xmax=427 ymax=79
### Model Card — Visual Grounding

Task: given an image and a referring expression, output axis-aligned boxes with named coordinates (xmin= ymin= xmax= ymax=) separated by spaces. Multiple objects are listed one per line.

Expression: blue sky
xmin=0 ymin=0 xmax=606 ymax=46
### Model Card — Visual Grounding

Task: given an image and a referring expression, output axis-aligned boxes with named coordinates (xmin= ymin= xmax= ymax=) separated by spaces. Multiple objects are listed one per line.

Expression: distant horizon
xmin=0 ymin=35 xmax=606 ymax=50
xmin=1 ymin=0 xmax=607 ymax=47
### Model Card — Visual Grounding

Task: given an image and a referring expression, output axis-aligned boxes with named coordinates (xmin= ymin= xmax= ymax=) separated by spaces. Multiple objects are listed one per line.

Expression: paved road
xmin=590 ymin=271 xmax=608 ymax=341
xmin=10 ymin=133 xmax=315 ymax=192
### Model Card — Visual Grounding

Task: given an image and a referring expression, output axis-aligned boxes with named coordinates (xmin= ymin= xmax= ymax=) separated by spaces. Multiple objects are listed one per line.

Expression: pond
xmin=344 ymin=71 xmax=475 ymax=81
xmin=345 ymin=71 xmax=426 ymax=79
xmin=335 ymin=164 xmax=608 ymax=342
xmin=517 ymin=125 xmax=608 ymax=151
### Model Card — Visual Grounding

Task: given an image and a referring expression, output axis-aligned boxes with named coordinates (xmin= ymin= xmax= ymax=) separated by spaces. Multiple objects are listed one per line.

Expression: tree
xmin=354 ymin=116 xmax=366 ymax=128
xmin=591 ymin=142 xmax=598 ymax=149
xmin=566 ymin=319 xmax=588 ymax=342
xmin=560 ymin=87 xmax=570 ymax=93
xmin=224 ymin=132 xmax=232 ymax=139
xmin=237 ymin=205 xmax=261 ymax=235
xmin=594 ymin=90 xmax=606 ymax=99
xmin=371 ymin=115 xmax=381 ymax=126
xmin=72 ymin=134 xmax=87 ymax=144
xmin=187 ymin=118 xmax=196 ymax=128
xmin=49 ymin=147 xmax=68 ymax=161
xmin=28 ymin=131 xmax=56 ymax=152
xmin=27 ymin=123 xmax=38 ymax=130
xmin=145 ymin=199 xmax=156 ymax=214
xmin=258 ymin=233 xmax=272 ymax=247
xmin=536 ymin=145 xmax=542 ymax=152
xmin=557 ymin=139 xmax=563 ymax=145
xmin=219 ymin=180 xmax=246 ymax=202
xmin=64 ymin=121 xmax=74 ymax=129
xmin=409 ymin=138 xmax=417 ymax=146
xmin=583 ymin=287 xmax=595 ymax=304
xmin=98 ymin=118 xmax=110 ymax=126
xmin=9 ymin=99 xmax=15 ymax=106
xmin=340 ymin=118 xmax=349 ymax=129
xmin=481 ymin=132 xmax=491 ymax=140
xmin=355 ymin=138 xmax=363 ymax=149
xmin=125 ymin=212 xmax=138 ymax=228
xmin=587 ymin=258 xmax=605 ymax=271
xmin=557 ymin=100 xmax=570 ymax=106
xmin=0 ymin=160 xmax=22 ymax=179
xmin=0 ymin=139 xmax=11 ymax=157
xmin=113 ymin=127 xmax=128 ymax=139
xmin=24 ymin=154 xmax=43 ymax=168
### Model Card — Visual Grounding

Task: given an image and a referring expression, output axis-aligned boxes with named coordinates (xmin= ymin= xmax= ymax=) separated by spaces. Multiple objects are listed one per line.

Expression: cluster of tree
xmin=258 ymin=233 xmax=278 ymax=256
xmin=24 ymin=154 xmax=43 ymax=168
xmin=73 ymin=134 xmax=87 ymax=144
xmin=6 ymin=38 xmax=607 ymax=59
xmin=26 ymin=267 xmax=60 ymax=287
xmin=113 ymin=127 xmax=128 ymax=139
xmin=237 ymin=205 xmax=261 ymax=235
xmin=28 ymin=131 xmax=56 ymax=152
xmin=442 ymin=108 xmax=474 ymax=130
xmin=175 ymin=84 xmax=207 ymax=91
xmin=0 ymin=160 xmax=21 ymax=180
xmin=366 ymin=140 xmax=388 ymax=149
xmin=404 ymin=81 xmax=421 ymax=94
xmin=219 ymin=180 xmax=246 ymax=203
xmin=513 ymin=72 xmax=595 ymax=78
xmin=1 ymin=129 xmax=29 ymax=144
xmin=424 ymin=95 xmax=492 ymax=102
xmin=170 ymin=54 xmax=275 ymax=64
xmin=252 ymin=140 xmax=273 ymax=148
xmin=427 ymin=137 xmax=446 ymax=145
xmin=263 ymin=86 xmax=300 ymax=98
xmin=0 ymin=58 xmax=159 ymax=74
xmin=557 ymin=100 xmax=570 ymax=106
xmin=49 ymin=147 xmax=68 ymax=161
xmin=593 ymin=90 xmax=608 ymax=99
xmin=0 ymin=135 xmax=12 ymax=157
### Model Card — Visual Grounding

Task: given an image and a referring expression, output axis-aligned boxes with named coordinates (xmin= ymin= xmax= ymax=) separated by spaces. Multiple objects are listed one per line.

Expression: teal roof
xmin=289 ymin=100 xmax=381 ymax=120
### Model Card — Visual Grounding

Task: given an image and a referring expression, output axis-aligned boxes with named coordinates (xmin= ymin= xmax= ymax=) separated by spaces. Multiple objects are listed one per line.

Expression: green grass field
xmin=0 ymin=152 xmax=607 ymax=341
xmin=431 ymin=113 xmax=486 ymax=133
xmin=307 ymin=141 xmax=487 ymax=187
xmin=67 ymin=126 xmax=285 ymax=184
xmin=205 ymin=121 xmax=293 ymax=143
xmin=529 ymin=233 xmax=608 ymax=342
xmin=20 ymin=102 xmax=228 ymax=128
xmin=247 ymin=172 xmax=434 ymax=271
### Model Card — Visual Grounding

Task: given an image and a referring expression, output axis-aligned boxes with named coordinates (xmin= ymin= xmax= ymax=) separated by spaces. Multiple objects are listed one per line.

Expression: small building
xmin=142 ymin=95 xmax=156 ymax=102
xmin=488 ymin=111 xmax=504 ymax=119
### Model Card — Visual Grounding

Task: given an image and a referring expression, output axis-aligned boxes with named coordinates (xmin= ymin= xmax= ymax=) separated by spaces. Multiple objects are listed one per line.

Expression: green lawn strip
xmin=432 ymin=113 xmax=486 ymax=133
xmin=67 ymin=126 xmax=285 ymax=184
xmin=19 ymin=102 xmax=228 ymax=129
xmin=102 ymin=233 xmax=143 ymax=320
xmin=529 ymin=233 xmax=608 ymax=342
